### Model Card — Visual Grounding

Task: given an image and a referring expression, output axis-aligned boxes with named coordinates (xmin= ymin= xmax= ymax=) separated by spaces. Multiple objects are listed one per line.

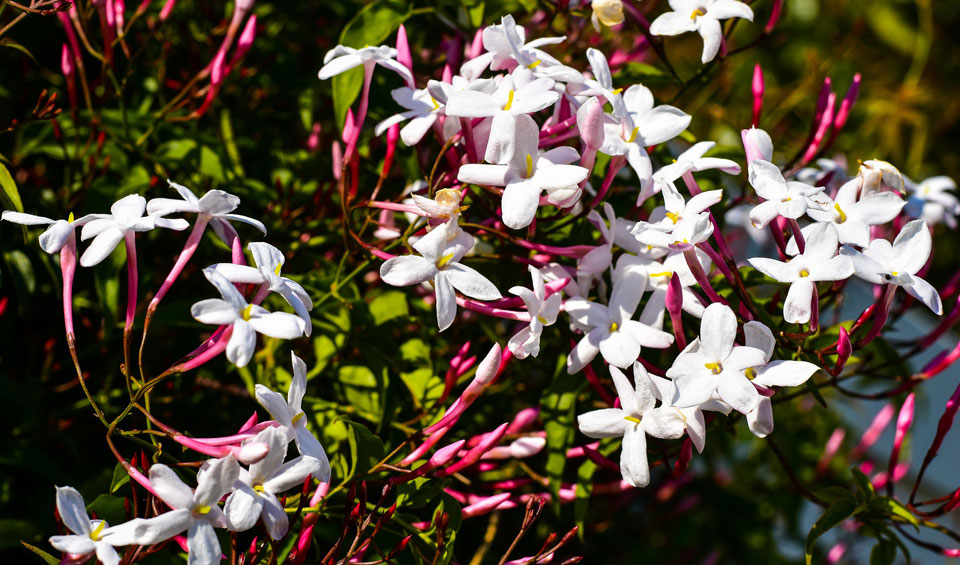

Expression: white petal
xmin=444 ymin=263 xmax=502 ymax=301
xmin=95 ymin=542 xmax=121 ymax=565
xmin=905 ymin=275 xmax=943 ymax=315
xmin=380 ymin=256 xmax=437 ymax=287
xmin=210 ymin=263 xmax=266 ymax=284
xmin=891 ymin=219 xmax=931 ymax=274
xmin=195 ymin=456 xmax=240 ymax=507
xmin=255 ymin=385 xmax=295 ymax=426
xmin=567 ymin=328 xmax=605 ymax=374
xmin=620 ymin=424 xmax=650 ymax=488
xmin=224 ymin=486 xmax=262 ymax=532
xmin=709 ymin=0 xmax=754 ymax=21
xmin=747 ymin=397 xmax=774 ymax=438
xmin=752 ymin=360 xmax=820 ymax=387
xmin=149 ymin=465 xmax=195 ymax=510
xmin=227 ymin=321 xmax=257 ymax=367
xmin=435 ymin=272 xmax=457 ymax=331
xmin=191 ymin=299 xmax=239 ymax=326
xmin=318 ymin=53 xmax=363 ymax=79
xmin=649 ymin=11 xmax=699 ymax=36
xmin=248 ymin=311 xmax=304 ymax=339
xmin=578 ymin=408 xmax=628 ymax=438
xmin=637 ymin=106 xmax=691 ymax=146
xmin=186 ymin=520 xmax=222 ymax=565
xmin=49 ymin=534 xmax=95 ymax=555
xmin=717 ymin=372 xmax=760 ymax=414
xmin=38 ymin=222 xmax=74 ymax=254
xmin=501 ymin=178 xmax=541 ymax=229
xmin=79 ymin=227 xmax=124 ymax=267
xmin=259 ymin=492 xmax=289 ymax=540
xmin=263 ymin=455 xmax=324 ymax=493
xmin=609 ymin=366 xmax=638 ymax=410
xmin=457 ymin=164 xmax=511 ymax=187
xmin=1 ymin=211 xmax=54 ymax=225
xmin=699 ymin=303 xmax=737 ymax=362
xmin=743 ymin=321 xmax=775 ymax=361
xmin=55 ymin=486 xmax=91 ymax=536
xmin=101 ymin=509 xmax=192 ymax=546
xmin=599 ymin=330 xmax=642 ymax=369
xmin=293 ymin=426 xmax=332 ymax=481
xmin=698 ymin=18 xmax=723 ymax=64
xmin=783 ymin=279 xmax=814 ymax=324
xmin=642 ymin=408 xmax=686 ymax=439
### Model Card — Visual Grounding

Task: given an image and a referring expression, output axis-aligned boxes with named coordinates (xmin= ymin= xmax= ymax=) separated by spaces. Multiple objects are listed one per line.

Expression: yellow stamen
xmin=690 ymin=8 xmax=705 ymax=19
xmin=834 ymin=203 xmax=847 ymax=223
xmin=665 ymin=212 xmax=680 ymax=224
xmin=612 ymin=87 xmax=623 ymax=95
xmin=625 ymin=126 xmax=640 ymax=143
xmin=195 ymin=505 xmax=212 ymax=515
xmin=292 ymin=412 xmax=305 ymax=425
xmin=274 ymin=263 xmax=282 ymax=276
xmin=436 ymin=252 xmax=455 ymax=269
xmin=242 ymin=304 xmax=254 ymax=321
xmin=526 ymin=59 xmax=542 ymax=69
xmin=623 ymin=416 xmax=642 ymax=424
xmin=431 ymin=97 xmax=440 ymax=111
xmin=254 ymin=484 xmax=265 ymax=493
xmin=649 ymin=271 xmax=672 ymax=277
xmin=68 ymin=212 xmax=75 ymax=222
xmin=799 ymin=269 xmax=810 ymax=277
xmin=745 ymin=368 xmax=757 ymax=380
xmin=90 ymin=520 xmax=106 ymax=541
xmin=537 ymin=315 xmax=548 ymax=324
xmin=525 ymin=154 xmax=534 ymax=179
xmin=503 ymin=90 xmax=515 ymax=111
xmin=891 ymin=271 xmax=899 ymax=276
xmin=609 ymin=321 xmax=619 ymax=332
xmin=704 ymin=362 xmax=722 ymax=374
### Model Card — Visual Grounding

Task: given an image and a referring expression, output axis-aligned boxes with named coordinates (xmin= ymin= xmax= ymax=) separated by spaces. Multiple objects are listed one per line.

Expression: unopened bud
xmin=741 ymin=127 xmax=773 ymax=165
xmin=61 ymin=44 xmax=74 ymax=77
xmin=577 ymin=97 xmax=605 ymax=152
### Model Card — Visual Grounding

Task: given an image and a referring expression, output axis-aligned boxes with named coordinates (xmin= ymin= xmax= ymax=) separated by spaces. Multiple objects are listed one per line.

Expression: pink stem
xmin=344 ymin=62 xmax=375 ymax=164
xmin=887 ymin=393 xmax=915 ymax=495
xmin=590 ymin=155 xmax=626 ymax=208
xmin=540 ymin=115 xmax=577 ymax=138
xmin=169 ymin=325 xmax=234 ymax=374
xmin=123 ymin=232 xmax=138 ymax=333
xmin=456 ymin=297 xmax=530 ymax=321
xmin=61 ymin=234 xmax=78 ymax=342
xmin=683 ymin=248 xmax=726 ymax=305
xmin=437 ymin=423 xmax=509 ymax=476
xmin=149 ymin=215 xmax=210 ymax=312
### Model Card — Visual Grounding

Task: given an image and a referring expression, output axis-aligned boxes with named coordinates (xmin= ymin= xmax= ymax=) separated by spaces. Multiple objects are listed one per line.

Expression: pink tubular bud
xmin=469 ymin=28 xmax=484 ymax=60
xmin=506 ymin=407 xmax=539 ymax=435
xmin=437 ymin=423 xmax=509 ymax=476
xmin=800 ymin=91 xmax=836 ymax=167
xmin=424 ymin=344 xmax=502 ymax=434
xmin=396 ymin=24 xmax=413 ymax=73
xmin=817 ymin=427 xmax=845 ymax=475
xmin=233 ymin=14 xmax=257 ymax=60
xmin=234 ymin=0 xmax=254 ymax=20
xmin=832 ymin=73 xmax=860 ymax=132
xmin=666 ymin=272 xmax=686 ymax=350
xmin=851 ymin=403 xmax=894 ymax=460
xmin=833 ymin=326 xmax=852 ymax=375
xmin=765 ymin=0 xmax=783 ymax=33
xmin=210 ymin=48 xmax=227 ymax=86
xmin=577 ymin=97 xmax=605 ymax=152
xmin=61 ymin=44 xmax=74 ymax=77
xmin=159 ymin=0 xmax=175 ymax=21
xmin=922 ymin=380 xmax=960 ymax=471
xmin=751 ymin=63 xmax=764 ymax=127
xmin=741 ymin=127 xmax=773 ymax=165
xmin=888 ymin=393 xmax=915 ymax=482
xmin=461 ymin=492 xmax=512 ymax=518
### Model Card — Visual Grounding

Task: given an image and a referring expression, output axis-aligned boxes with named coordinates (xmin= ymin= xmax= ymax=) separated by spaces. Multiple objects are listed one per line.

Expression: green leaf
xmin=851 ymin=468 xmax=876 ymax=502
xmin=0 ymin=38 xmax=37 ymax=65
xmin=0 ymin=162 xmax=22 ymax=213
xmin=369 ymin=290 xmax=409 ymax=325
xmin=465 ymin=1 xmax=485 ymax=28
xmin=86 ymin=494 xmax=127 ymax=526
xmin=341 ymin=418 xmax=385 ymax=480
xmin=872 ymin=496 xmax=919 ymax=532
xmin=220 ymin=109 xmax=244 ymax=176
xmin=331 ymin=0 xmax=412 ymax=129
xmin=110 ymin=462 xmax=131 ymax=494
xmin=20 ymin=541 xmax=59 ymax=565
xmin=540 ymin=354 xmax=586 ymax=508
xmin=869 ymin=538 xmax=897 ymax=565
xmin=199 ymin=145 xmax=226 ymax=183
xmin=805 ymin=498 xmax=859 ymax=564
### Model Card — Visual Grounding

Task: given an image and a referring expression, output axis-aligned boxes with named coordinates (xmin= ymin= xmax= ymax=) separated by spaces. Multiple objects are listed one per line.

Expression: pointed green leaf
xmin=805 ymin=498 xmax=858 ymax=564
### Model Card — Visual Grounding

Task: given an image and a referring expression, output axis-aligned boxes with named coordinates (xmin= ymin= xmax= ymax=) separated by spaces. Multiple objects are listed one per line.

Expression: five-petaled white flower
xmin=224 ymin=426 xmax=324 ymax=539
xmin=191 ymin=268 xmax=304 ymax=367
xmin=667 ymin=303 xmax=768 ymax=414
xmin=904 ymin=175 xmax=960 ymax=229
xmin=508 ymin=265 xmax=562 ymax=359
xmin=748 ymin=222 xmax=854 ymax=324
xmin=747 ymin=160 xmax=826 ymax=229
xmin=840 ymin=219 xmax=942 ymax=315
xmin=79 ymin=194 xmax=188 ymax=266
xmin=49 ymin=486 xmax=133 ymax=565
xmin=317 ymin=44 xmax=413 ymax=84
xmin=211 ymin=242 xmax=313 ymax=336
xmin=374 ymin=87 xmax=445 ymax=146
xmin=649 ymin=141 xmax=741 ymax=203
xmin=634 ymin=210 xmax=714 ymax=252
xmin=649 ymin=0 xmax=754 ymax=64
xmin=147 ymin=180 xmax=267 ymax=245
xmin=254 ymin=353 xmax=333 ymax=479
xmin=460 ymin=15 xmax=570 ymax=80
xmin=566 ymin=266 xmax=674 ymax=374
xmin=458 ymin=114 xmax=588 ymax=229
xmin=1 ymin=211 xmax=93 ymax=254
xmin=577 ymin=363 xmax=684 ymax=487
xmin=806 ymin=178 xmax=905 ymax=247
xmin=379 ymin=219 xmax=501 ymax=331
xmin=599 ymin=85 xmax=691 ymax=192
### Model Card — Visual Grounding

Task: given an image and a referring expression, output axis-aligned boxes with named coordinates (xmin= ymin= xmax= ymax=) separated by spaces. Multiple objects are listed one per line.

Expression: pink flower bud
xmin=395 ymin=24 xmax=413 ymax=73
xmin=234 ymin=0 xmax=254 ymax=20
xmin=469 ymin=28 xmax=484 ymax=59
xmin=850 ymin=403 xmax=893 ymax=460
xmin=751 ymin=63 xmax=764 ymax=127
xmin=506 ymin=407 xmax=539 ymax=434
xmin=833 ymin=326 xmax=852 ymax=375
xmin=741 ymin=127 xmax=773 ymax=165
xmin=61 ymin=44 xmax=74 ymax=77
xmin=832 ymin=73 xmax=860 ymax=132
xmin=210 ymin=48 xmax=227 ymax=86
xmin=577 ymin=97 xmax=605 ymax=152
xmin=462 ymin=492 xmax=512 ymax=518
xmin=886 ymin=393 xmax=915 ymax=491
xmin=816 ymin=427 xmax=845 ymax=475
xmin=765 ymin=0 xmax=783 ymax=33
xmin=235 ymin=14 xmax=257 ymax=58
xmin=159 ymin=0 xmax=175 ymax=21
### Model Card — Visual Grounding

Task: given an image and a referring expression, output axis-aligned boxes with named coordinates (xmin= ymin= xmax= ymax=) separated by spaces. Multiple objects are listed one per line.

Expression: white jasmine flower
xmin=747 ymin=160 xmax=827 ymax=229
xmin=748 ymin=222 xmax=854 ymax=324
xmin=649 ymin=0 xmax=754 ymax=64
xmin=460 ymin=15 xmax=569 ymax=81
xmin=904 ymin=175 xmax=959 ymax=228
xmin=147 ymin=180 xmax=267 ymax=244
xmin=634 ymin=210 xmax=715 ymax=251
xmin=806 ymin=178 xmax=905 ymax=247
xmin=615 ymin=251 xmax=710 ymax=329
xmin=210 ymin=242 xmax=313 ymax=336
xmin=145 ymin=456 xmax=239 ymax=565
xmin=254 ymin=353 xmax=332 ymax=479
xmin=317 ymin=45 xmax=413 ymax=84
xmin=565 ymin=266 xmax=674 ymax=373
xmin=379 ymin=220 xmax=501 ymax=331
xmin=374 ymin=87 xmax=444 ymax=146
xmin=599 ymin=85 xmax=691 ymax=192
xmin=577 ymin=363 xmax=684 ymax=487
xmin=49 ymin=486 xmax=129 ymax=565
xmin=508 ymin=265 xmax=562 ymax=359
xmin=191 ymin=268 xmax=304 ymax=367
xmin=79 ymin=194 xmax=188 ymax=266
xmin=592 ymin=0 xmax=625 ymax=30
xmin=1 ymin=211 xmax=93 ymax=253
xmin=840 ymin=219 xmax=942 ymax=315
xmin=651 ymin=141 xmax=741 ymax=200
xmin=224 ymin=427 xmax=324 ymax=539
xmin=667 ymin=303 xmax=768 ymax=414
xmin=457 ymin=114 xmax=588 ymax=229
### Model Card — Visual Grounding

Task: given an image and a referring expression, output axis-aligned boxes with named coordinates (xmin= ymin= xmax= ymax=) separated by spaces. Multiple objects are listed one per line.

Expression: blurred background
xmin=1 ymin=0 xmax=959 ymax=562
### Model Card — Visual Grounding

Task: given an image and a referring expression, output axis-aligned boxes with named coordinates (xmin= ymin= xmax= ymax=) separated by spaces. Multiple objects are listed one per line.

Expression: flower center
xmin=242 ymin=304 xmax=254 ymax=321
xmin=890 ymin=270 xmax=899 ymax=276
xmin=292 ymin=411 xmax=305 ymax=425
xmin=665 ymin=212 xmax=680 ymax=224
xmin=609 ymin=321 xmax=619 ymax=332
xmin=611 ymin=87 xmax=623 ymax=95
xmin=833 ymin=203 xmax=847 ymax=223
xmin=623 ymin=415 xmax=641 ymax=424
xmin=537 ymin=315 xmax=548 ymax=324
xmin=194 ymin=505 xmax=212 ymax=516
xmin=89 ymin=520 xmax=106 ymax=541
xmin=649 ymin=271 xmax=672 ymax=278
xmin=799 ymin=269 xmax=810 ymax=277
xmin=525 ymin=154 xmax=534 ymax=179
xmin=430 ymin=96 xmax=440 ymax=111
xmin=68 ymin=212 xmax=75 ymax=222
xmin=436 ymin=252 xmax=455 ymax=269
xmin=274 ymin=263 xmax=282 ymax=276
xmin=690 ymin=8 xmax=706 ymax=19
xmin=526 ymin=59 xmax=542 ymax=69
xmin=503 ymin=89 xmax=515 ymax=111
xmin=704 ymin=362 xmax=722 ymax=375
xmin=435 ymin=188 xmax=460 ymax=207
xmin=745 ymin=368 xmax=757 ymax=380
xmin=625 ymin=126 xmax=640 ymax=143
xmin=253 ymin=484 xmax=265 ymax=493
